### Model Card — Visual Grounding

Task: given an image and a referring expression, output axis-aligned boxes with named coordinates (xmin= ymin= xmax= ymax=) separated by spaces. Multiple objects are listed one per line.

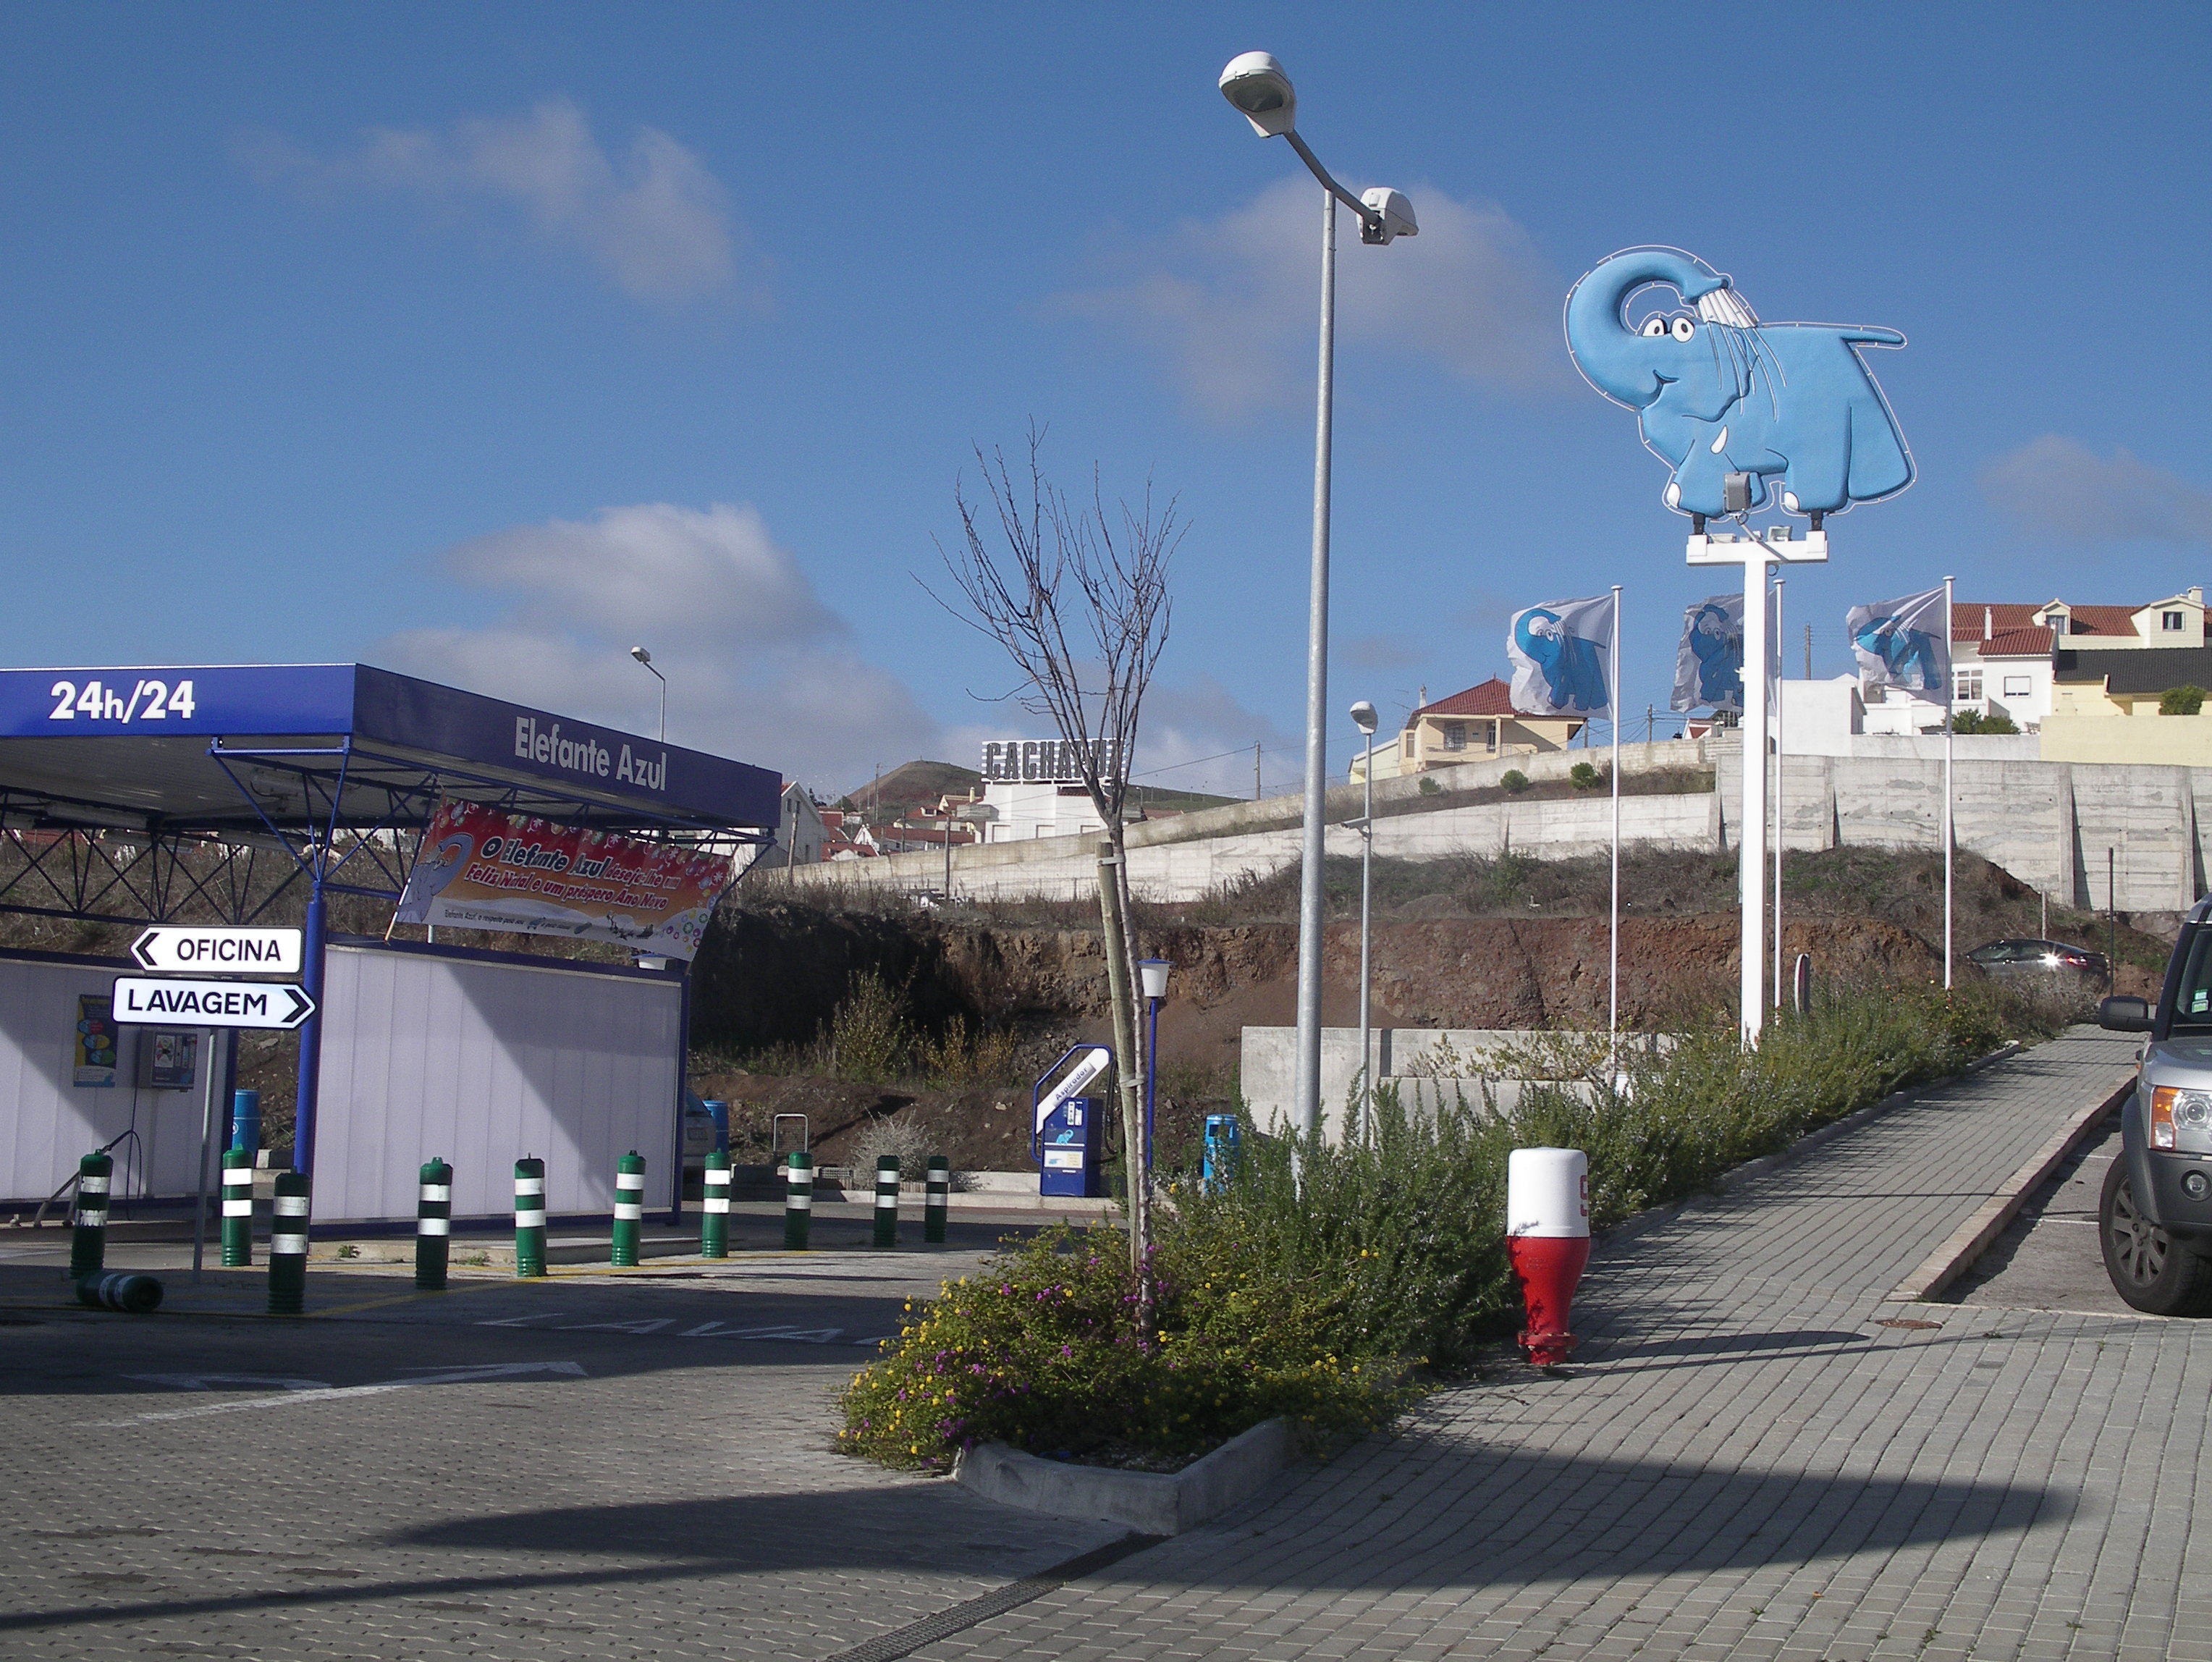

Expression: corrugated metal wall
xmin=0 ymin=954 xmax=208 ymax=1206
xmin=313 ymin=945 xmax=681 ymax=1225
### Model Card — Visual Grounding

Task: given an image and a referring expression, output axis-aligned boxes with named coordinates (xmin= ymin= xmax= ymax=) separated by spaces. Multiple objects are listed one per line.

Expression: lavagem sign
xmin=395 ymin=800 xmax=732 ymax=959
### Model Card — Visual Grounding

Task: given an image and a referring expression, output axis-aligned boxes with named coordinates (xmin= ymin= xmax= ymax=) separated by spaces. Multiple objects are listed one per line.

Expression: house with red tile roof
xmin=1351 ymin=678 xmax=1588 ymax=783
xmin=1862 ymin=588 xmax=2206 ymax=735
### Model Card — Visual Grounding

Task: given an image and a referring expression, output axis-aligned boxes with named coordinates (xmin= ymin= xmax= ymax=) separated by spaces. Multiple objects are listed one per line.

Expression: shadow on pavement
xmin=0 ymin=1486 xmax=1042 ymax=1637
xmin=1584 ymin=1328 xmax=1876 ymax=1362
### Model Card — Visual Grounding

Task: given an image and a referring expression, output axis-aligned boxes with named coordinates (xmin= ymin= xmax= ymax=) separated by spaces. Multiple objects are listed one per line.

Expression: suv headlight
xmin=2150 ymin=1087 xmax=2212 ymax=1151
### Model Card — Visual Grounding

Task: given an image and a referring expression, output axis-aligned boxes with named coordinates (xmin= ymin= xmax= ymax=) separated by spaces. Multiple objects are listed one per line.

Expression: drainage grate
xmin=820 ymin=1531 xmax=1162 ymax=1662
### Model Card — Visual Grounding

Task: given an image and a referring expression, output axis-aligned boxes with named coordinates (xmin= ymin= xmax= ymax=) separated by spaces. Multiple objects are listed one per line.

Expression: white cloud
xmin=1980 ymin=436 xmax=2212 ymax=546
xmin=244 ymin=99 xmax=747 ymax=303
xmin=1127 ymin=674 xmax=1300 ymax=799
xmin=1062 ymin=175 xmax=1566 ymax=423
xmin=371 ymin=502 xmax=936 ymax=793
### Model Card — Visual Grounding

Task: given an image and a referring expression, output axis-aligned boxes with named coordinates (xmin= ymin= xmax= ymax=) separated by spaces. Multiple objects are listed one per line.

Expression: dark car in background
xmin=1966 ymin=938 xmax=2110 ymax=982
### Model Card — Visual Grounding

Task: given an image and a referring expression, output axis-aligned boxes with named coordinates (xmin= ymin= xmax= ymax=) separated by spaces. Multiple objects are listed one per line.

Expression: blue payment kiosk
xmin=1033 ymin=1044 xmax=1113 ymax=1199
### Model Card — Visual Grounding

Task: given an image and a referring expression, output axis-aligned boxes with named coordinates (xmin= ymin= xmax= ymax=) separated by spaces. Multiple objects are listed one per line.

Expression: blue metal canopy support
xmin=200 ymin=735 xmax=770 ymax=1184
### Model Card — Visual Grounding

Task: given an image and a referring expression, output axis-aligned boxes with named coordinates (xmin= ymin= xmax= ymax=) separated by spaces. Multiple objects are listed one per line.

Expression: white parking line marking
xmin=91 ymin=1362 xmax=586 ymax=1427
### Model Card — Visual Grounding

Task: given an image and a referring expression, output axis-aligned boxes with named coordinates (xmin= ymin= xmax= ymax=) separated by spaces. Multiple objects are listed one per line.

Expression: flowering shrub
xmin=840 ymin=981 xmax=2056 ymax=1470
xmin=836 ymin=1224 xmax=1397 ymax=1470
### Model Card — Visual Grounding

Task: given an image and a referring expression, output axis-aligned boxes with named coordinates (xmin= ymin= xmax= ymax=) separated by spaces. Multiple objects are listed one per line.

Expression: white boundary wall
xmin=798 ymin=737 xmax=2212 ymax=915
xmin=314 ymin=945 xmax=682 ymax=1226
xmin=0 ymin=953 xmax=208 ymax=1207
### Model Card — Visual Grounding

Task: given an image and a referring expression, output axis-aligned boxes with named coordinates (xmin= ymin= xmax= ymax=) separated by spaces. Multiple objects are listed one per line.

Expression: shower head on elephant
xmin=1563 ymin=246 xmax=1913 ymax=520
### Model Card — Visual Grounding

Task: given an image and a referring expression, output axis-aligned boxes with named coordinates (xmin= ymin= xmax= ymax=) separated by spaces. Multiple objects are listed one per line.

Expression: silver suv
xmin=2098 ymin=911 xmax=2212 ymax=1315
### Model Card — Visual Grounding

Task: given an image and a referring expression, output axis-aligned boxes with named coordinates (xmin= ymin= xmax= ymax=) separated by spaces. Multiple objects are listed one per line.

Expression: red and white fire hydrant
xmin=1506 ymin=1147 xmax=1590 ymax=1367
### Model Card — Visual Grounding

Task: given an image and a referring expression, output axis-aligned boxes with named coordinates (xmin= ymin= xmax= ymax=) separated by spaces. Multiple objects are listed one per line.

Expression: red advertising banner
xmin=395 ymin=800 xmax=732 ymax=960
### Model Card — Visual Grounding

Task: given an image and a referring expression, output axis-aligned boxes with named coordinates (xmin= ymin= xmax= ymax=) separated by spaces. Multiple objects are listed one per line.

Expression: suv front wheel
xmin=2101 ymin=1158 xmax=2212 ymax=1315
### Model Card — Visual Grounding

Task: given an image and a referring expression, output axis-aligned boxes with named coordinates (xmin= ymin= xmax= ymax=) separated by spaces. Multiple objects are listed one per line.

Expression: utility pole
xmin=1254 ymin=741 xmax=1262 ymax=801
xmin=1804 ymin=623 xmax=1813 ymax=682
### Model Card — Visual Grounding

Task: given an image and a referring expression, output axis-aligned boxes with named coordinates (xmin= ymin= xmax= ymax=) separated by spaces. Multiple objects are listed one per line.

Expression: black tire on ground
xmin=2100 ymin=1157 xmax=2212 ymax=1316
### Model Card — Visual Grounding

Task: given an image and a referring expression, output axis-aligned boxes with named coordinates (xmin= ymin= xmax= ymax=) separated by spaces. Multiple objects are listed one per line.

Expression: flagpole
xmin=1944 ymin=572 xmax=1955 ymax=991
xmin=1773 ymin=578 xmax=1785 ymax=1013
xmin=1609 ymin=583 xmax=1621 ymax=1065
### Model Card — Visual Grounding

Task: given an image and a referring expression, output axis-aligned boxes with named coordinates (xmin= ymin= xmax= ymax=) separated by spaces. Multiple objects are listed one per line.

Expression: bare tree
xmin=931 ymin=426 xmax=1181 ymax=1328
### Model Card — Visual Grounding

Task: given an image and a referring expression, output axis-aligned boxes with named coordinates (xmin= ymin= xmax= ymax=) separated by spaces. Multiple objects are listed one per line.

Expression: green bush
xmin=835 ymin=1224 xmax=1398 ymax=1470
xmin=1951 ymin=708 xmax=2019 ymax=734
xmin=1500 ymin=769 xmax=1530 ymax=793
xmin=1417 ymin=775 xmax=1442 ymax=796
xmin=1569 ymin=762 xmax=1601 ymax=790
xmin=840 ymin=981 xmax=2058 ymax=1471
xmin=2161 ymin=685 xmax=2207 ymax=716
xmin=826 ymin=970 xmax=911 ymax=1081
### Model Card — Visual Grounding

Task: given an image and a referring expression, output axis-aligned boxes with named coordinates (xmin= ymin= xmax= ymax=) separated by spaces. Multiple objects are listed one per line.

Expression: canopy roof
xmin=0 ymin=664 xmax=779 ymax=837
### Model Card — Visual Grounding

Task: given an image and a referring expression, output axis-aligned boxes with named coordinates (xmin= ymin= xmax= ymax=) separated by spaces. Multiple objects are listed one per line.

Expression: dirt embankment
xmin=688 ymin=898 xmax=2091 ymax=1144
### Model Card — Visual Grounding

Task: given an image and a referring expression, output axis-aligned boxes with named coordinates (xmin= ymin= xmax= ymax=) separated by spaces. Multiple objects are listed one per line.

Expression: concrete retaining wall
xmin=795 ymin=738 xmax=2211 ymax=915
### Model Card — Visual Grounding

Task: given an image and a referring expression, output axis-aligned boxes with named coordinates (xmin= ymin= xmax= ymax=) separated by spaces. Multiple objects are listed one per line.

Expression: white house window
xmin=2003 ymin=675 xmax=2031 ymax=699
xmin=2165 ymin=611 xmax=2186 ymax=631
xmin=1443 ymin=722 xmax=1466 ymax=751
xmin=1403 ymin=734 xmax=1414 ymax=759
xmin=1485 ymin=722 xmax=1498 ymax=753
xmin=1954 ymin=668 xmax=1983 ymax=703
xmin=2042 ymin=613 xmax=2067 ymax=635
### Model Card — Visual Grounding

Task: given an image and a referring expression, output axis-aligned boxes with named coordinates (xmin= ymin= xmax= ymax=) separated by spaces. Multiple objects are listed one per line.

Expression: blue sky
xmin=3 ymin=4 xmax=2209 ymax=797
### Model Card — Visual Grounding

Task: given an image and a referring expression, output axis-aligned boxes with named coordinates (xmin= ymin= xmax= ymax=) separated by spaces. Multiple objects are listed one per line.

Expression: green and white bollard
xmin=267 ymin=1172 xmax=309 ymax=1315
xmin=701 ymin=1151 xmax=730 ymax=1259
xmin=612 ymin=1151 xmax=645 ymax=1267
xmin=415 ymin=1157 xmax=452 ymax=1290
xmin=77 ymin=1271 xmax=162 ymax=1313
xmin=69 ymin=1152 xmax=113 ymax=1280
xmin=514 ymin=1157 xmax=546 ymax=1278
xmin=783 ymin=1151 xmax=812 ymax=1250
xmin=924 ymin=1155 xmax=949 ymax=1244
xmin=871 ymin=1155 xmax=900 ymax=1249
xmin=220 ymin=1149 xmax=254 ymax=1267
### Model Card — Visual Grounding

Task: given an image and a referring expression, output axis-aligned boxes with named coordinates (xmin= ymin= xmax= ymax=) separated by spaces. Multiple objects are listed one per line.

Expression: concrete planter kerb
xmin=953 ymin=1417 xmax=1294 ymax=1536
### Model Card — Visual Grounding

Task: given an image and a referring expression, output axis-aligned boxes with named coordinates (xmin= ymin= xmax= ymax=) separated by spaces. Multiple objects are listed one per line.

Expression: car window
xmin=2170 ymin=928 xmax=2212 ymax=1032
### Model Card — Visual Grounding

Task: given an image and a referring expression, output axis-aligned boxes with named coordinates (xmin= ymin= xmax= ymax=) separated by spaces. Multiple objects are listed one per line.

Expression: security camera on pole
xmin=1563 ymin=246 xmax=1914 ymax=1044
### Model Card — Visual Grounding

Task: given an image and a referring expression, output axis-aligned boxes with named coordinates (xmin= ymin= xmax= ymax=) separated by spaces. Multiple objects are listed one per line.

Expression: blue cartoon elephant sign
xmin=1564 ymin=247 xmax=1912 ymax=520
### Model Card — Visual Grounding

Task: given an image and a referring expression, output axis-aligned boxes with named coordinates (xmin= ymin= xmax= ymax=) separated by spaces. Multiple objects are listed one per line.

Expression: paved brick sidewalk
xmin=0 ymin=1252 xmax=1121 ymax=1660
xmin=925 ymin=1027 xmax=2212 ymax=1662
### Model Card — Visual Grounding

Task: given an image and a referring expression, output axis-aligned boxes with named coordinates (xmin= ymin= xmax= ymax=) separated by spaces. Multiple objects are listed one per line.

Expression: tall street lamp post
xmin=629 ymin=646 xmax=667 ymax=743
xmin=1218 ymin=51 xmax=1417 ymax=1140
xmin=1349 ymin=699 xmax=1380 ymax=1132
xmin=1139 ymin=958 xmax=1171 ymax=1176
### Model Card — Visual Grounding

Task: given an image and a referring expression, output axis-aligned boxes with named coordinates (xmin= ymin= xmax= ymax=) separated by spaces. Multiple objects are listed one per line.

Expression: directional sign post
xmin=111 ymin=976 xmax=316 ymax=1031
xmin=132 ymin=927 xmax=303 ymax=976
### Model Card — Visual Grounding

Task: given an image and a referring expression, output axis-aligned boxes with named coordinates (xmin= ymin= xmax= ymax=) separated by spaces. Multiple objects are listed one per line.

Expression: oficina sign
xmin=1563 ymin=246 xmax=1913 ymax=521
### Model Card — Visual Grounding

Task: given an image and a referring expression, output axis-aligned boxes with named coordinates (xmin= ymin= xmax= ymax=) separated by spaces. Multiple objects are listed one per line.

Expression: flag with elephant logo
xmin=1846 ymin=586 xmax=1949 ymax=701
xmin=1506 ymin=595 xmax=1616 ymax=718
xmin=1671 ymin=593 xmax=1746 ymax=712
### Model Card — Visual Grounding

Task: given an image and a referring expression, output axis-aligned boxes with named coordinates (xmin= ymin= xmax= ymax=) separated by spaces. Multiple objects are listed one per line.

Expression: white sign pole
xmin=1739 ymin=549 xmax=1770 ymax=1045
xmin=1773 ymin=578 xmax=1786 ymax=1013
xmin=1689 ymin=523 xmax=1826 ymax=1047
xmin=1609 ymin=584 xmax=1621 ymax=1064
xmin=1944 ymin=572 xmax=1956 ymax=990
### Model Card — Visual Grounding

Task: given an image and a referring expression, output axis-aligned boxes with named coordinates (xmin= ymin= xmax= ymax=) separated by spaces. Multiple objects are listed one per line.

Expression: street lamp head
xmin=1139 ymin=958 xmax=1172 ymax=1001
xmin=1219 ymin=51 xmax=1296 ymax=137
xmin=1359 ymin=187 xmax=1419 ymax=245
xmin=629 ymin=646 xmax=652 ymax=666
xmin=1350 ymin=699 xmax=1379 ymax=735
